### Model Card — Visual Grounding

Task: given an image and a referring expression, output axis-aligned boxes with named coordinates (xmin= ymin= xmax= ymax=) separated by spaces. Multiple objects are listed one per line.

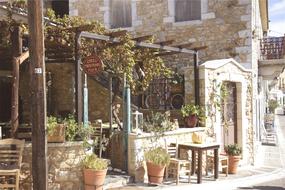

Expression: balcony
xmin=260 ymin=36 xmax=285 ymax=60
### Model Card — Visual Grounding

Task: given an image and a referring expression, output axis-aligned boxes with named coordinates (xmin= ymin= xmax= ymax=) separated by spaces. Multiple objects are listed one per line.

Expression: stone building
xmin=42 ymin=0 xmax=268 ymax=165
xmin=0 ymin=0 xmax=269 ymax=166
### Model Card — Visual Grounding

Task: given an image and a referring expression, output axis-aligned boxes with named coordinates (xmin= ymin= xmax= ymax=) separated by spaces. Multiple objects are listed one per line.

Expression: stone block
xmin=202 ymin=12 xmax=216 ymax=20
xmin=241 ymin=15 xmax=251 ymax=21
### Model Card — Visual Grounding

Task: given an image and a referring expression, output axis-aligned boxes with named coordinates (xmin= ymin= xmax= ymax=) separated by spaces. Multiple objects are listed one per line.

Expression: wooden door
xmin=221 ymin=82 xmax=237 ymax=149
xmin=0 ymin=81 xmax=12 ymax=122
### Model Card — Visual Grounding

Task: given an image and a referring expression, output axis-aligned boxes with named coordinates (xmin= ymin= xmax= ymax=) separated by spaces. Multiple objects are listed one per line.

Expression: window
xmin=110 ymin=0 xmax=132 ymax=28
xmin=175 ymin=0 xmax=201 ymax=22
xmin=51 ymin=0 xmax=69 ymax=18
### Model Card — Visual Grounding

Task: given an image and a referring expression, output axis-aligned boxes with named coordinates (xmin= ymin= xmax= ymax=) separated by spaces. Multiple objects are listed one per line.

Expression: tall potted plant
xmin=225 ymin=144 xmax=242 ymax=174
xmin=82 ymin=154 xmax=108 ymax=190
xmin=144 ymin=147 xmax=170 ymax=184
xmin=181 ymin=104 xmax=205 ymax=128
xmin=47 ymin=116 xmax=65 ymax=143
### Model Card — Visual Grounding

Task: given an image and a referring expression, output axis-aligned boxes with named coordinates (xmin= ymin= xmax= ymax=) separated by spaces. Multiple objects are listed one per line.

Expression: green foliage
xmin=47 ymin=116 xmax=59 ymax=136
xmin=45 ymin=9 xmax=172 ymax=95
xmin=144 ymin=147 xmax=170 ymax=166
xmin=63 ymin=115 xmax=78 ymax=141
xmin=143 ymin=111 xmax=176 ymax=133
xmin=82 ymin=154 xmax=108 ymax=170
xmin=181 ymin=104 xmax=206 ymax=120
xmin=224 ymin=144 xmax=242 ymax=156
xmin=268 ymin=99 xmax=279 ymax=113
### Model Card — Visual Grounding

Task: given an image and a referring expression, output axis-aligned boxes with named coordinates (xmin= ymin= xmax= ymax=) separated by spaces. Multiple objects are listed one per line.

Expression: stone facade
xmin=127 ymin=128 xmax=205 ymax=181
xmin=21 ymin=142 xmax=85 ymax=190
xmin=184 ymin=58 xmax=253 ymax=164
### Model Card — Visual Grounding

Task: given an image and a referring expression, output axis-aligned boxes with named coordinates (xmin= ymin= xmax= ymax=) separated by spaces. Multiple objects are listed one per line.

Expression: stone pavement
xmin=106 ymin=115 xmax=285 ymax=190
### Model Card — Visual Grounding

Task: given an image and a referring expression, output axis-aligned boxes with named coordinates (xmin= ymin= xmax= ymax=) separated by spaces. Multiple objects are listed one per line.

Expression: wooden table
xmin=178 ymin=142 xmax=220 ymax=184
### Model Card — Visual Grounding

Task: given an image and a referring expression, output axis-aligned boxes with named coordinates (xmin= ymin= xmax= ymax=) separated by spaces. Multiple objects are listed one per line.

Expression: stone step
xmin=104 ymin=169 xmax=133 ymax=190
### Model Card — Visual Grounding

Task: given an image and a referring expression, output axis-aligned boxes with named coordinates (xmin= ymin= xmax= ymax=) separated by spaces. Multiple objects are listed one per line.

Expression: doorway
xmin=0 ymin=80 xmax=12 ymax=122
xmin=221 ymin=81 xmax=238 ymax=149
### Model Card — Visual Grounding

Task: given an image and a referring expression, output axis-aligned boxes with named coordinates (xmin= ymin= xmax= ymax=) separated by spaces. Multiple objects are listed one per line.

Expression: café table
xmin=178 ymin=142 xmax=220 ymax=184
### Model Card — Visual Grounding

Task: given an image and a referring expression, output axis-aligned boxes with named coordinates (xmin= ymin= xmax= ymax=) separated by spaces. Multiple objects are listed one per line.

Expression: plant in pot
xmin=47 ymin=116 xmax=65 ymax=143
xmin=144 ymin=147 xmax=170 ymax=184
xmin=181 ymin=104 xmax=206 ymax=128
xmin=224 ymin=144 xmax=242 ymax=174
xmin=82 ymin=153 xmax=108 ymax=190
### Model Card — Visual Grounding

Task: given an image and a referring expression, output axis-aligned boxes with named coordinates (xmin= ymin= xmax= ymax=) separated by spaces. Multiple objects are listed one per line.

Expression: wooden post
xmin=194 ymin=50 xmax=200 ymax=106
xmin=27 ymin=1 xmax=47 ymax=190
xmin=75 ymin=31 xmax=83 ymax=123
xmin=10 ymin=25 xmax=22 ymax=138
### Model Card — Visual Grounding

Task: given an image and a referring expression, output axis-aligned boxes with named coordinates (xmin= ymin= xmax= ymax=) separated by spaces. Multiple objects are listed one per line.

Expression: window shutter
xmin=110 ymin=0 xmax=132 ymax=28
xmin=175 ymin=0 xmax=201 ymax=22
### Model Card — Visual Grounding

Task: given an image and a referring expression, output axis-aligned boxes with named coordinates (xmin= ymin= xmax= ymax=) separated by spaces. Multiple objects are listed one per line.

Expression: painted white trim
xmin=200 ymin=58 xmax=252 ymax=73
xmin=164 ymin=0 xmax=208 ymax=25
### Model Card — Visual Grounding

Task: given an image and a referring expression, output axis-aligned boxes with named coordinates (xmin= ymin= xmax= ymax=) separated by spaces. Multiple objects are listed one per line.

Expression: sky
xmin=268 ymin=0 xmax=285 ymax=36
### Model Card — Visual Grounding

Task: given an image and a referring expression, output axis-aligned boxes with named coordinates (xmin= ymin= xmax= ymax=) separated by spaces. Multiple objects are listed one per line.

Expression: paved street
xmin=235 ymin=115 xmax=285 ymax=190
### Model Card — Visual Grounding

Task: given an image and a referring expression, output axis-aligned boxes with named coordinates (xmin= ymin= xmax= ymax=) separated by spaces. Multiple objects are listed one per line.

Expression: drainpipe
xmin=194 ymin=50 xmax=200 ymax=105
xmin=123 ymin=74 xmax=131 ymax=172
xmin=83 ymin=74 xmax=88 ymax=127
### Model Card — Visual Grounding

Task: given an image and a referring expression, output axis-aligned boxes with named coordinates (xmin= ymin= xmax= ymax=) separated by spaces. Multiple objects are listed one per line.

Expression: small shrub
xmin=82 ymin=154 xmax=108 ymax=170
xmin=224 ymin=144 xmax=242 ymax=156
xmin=144 ymin=147 xmax=170 ymax=166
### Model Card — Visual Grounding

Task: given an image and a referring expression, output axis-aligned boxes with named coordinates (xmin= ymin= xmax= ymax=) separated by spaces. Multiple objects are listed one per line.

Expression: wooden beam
xmin=10 ymin=25 xmax=22 ymax=138
xmin=106 ymin=30 xmax=127 ymax=38
xmin=132 ymin=35 xmax=153 ymax=42
xmin=155 ymin=40 xmax=174 ymax=46
xmin=192 ymin=46 xmax=208 ymax=51
xmin=27 ymin=1 xmax=48 ymax=190
xmin=173 ymin=43 xmax=193 ymax=49
xmin=18 ymin=51 xmax=29 ymax=64
xmin=155 ymin=51 xmax=180 ymax=56
xmin=80 ymin=31 xmax=195 ymax=54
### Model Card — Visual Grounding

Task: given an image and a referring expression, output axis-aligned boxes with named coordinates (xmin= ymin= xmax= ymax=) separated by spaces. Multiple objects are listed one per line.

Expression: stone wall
xmin=73 ymin=0 xmax=253 ymax=69
xmin=19 ymin=63 xmax=123 ymax=123
xmin=127 ymin=128 xmax=205 ymax=181
xmin=21 ymin=142 xmax=85 ymax=190
xmin=184 ymin=59 xmax=253 ymax=165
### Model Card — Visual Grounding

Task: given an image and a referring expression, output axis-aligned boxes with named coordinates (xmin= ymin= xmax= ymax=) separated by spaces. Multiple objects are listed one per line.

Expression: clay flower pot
xmin=146 ymin=162 xmax=166 ymax=184
xmin=83 ymin=168 xmax=107 ymax=190
xmin=228 ymin=155 xmax=241 ymax=174
xmin=47 ymin=124 xmax=65 ymax=143
xmin=184 ymin=114 xmax=198 ymax=128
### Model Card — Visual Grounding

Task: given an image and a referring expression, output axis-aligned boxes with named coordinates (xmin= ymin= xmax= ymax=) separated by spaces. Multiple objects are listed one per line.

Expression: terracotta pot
xmin=146 ymin=162 xmax=165 ymax=184
xmin=47 ymin=124 xmax=65 ymax=143
xmin=184 ymin=115 xmax=198 ymax=128
xmin=83 ymin=168 xmax=107 ymax=190
xmin=228 ymin=155 xmax=241 ymax=174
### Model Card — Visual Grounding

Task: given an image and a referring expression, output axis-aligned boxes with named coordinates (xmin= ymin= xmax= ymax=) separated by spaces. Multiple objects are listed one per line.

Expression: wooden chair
xmin=0 ymin=138 xmax=25 ymax=190
xmin=165 ymin=139 xmax=191 ymax=185
xmin=206 ymin=151 xmax=228 ymax=177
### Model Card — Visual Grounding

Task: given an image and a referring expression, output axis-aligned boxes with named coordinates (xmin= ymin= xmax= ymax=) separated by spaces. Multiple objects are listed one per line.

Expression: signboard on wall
xmin=82 ymin=54 xmax=103 ymax=76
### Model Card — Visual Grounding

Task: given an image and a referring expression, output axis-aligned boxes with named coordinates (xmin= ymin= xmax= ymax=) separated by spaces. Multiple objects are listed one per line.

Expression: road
xmin=236 ymin=115 xmax=285 ymax=190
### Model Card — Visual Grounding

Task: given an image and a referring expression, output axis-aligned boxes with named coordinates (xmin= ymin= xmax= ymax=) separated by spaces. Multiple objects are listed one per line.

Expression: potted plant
xmin=181 ymin=104 xmax=205 ymax=128
xmin=224 ymin=144 xmax=242 ymax=174
xmin=144 ymin=147 xmax=170 ymax=184
xmin=47 ymin=116 xmax=65 ymax=143
xmin=82 ymin=154 xmax=108 ymax=190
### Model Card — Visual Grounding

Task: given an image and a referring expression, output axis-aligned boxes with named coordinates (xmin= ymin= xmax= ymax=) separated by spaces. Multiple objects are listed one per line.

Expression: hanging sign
xmin=82 ymin=54 xmax=103 ymax=76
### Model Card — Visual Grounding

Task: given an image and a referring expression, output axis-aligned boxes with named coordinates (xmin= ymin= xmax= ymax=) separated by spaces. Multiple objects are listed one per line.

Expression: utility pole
xmin=27 ymin=1 xmax=47 ymax=190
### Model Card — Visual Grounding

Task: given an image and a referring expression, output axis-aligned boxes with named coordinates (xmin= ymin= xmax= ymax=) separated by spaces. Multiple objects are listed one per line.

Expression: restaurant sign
xmin=82 ymin=54 xmax=103 ymax=76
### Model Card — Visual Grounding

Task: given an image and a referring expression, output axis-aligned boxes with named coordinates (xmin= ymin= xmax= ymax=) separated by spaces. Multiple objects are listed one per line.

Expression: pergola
xmin=0 ymin=2 xmax=207 ymax=189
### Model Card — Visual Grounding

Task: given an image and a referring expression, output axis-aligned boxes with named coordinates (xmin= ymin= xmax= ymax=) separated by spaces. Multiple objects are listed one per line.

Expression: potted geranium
xmin=225 ymin=144 xmax=242 ymax=174
xmin=181 ymin=104 xmax=205 ymax=128
xmin=47 ymin=116 xmax=65 ymax=143
xmin=82 ymin=154 xmax=108 ymax=190
xmin=144 ymin=147 xmax=170 ymax=184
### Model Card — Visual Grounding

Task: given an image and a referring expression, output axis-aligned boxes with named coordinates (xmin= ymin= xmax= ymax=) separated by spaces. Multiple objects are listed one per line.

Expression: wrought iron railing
xmin=260 ymin=36 xmax=285 ymax=60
